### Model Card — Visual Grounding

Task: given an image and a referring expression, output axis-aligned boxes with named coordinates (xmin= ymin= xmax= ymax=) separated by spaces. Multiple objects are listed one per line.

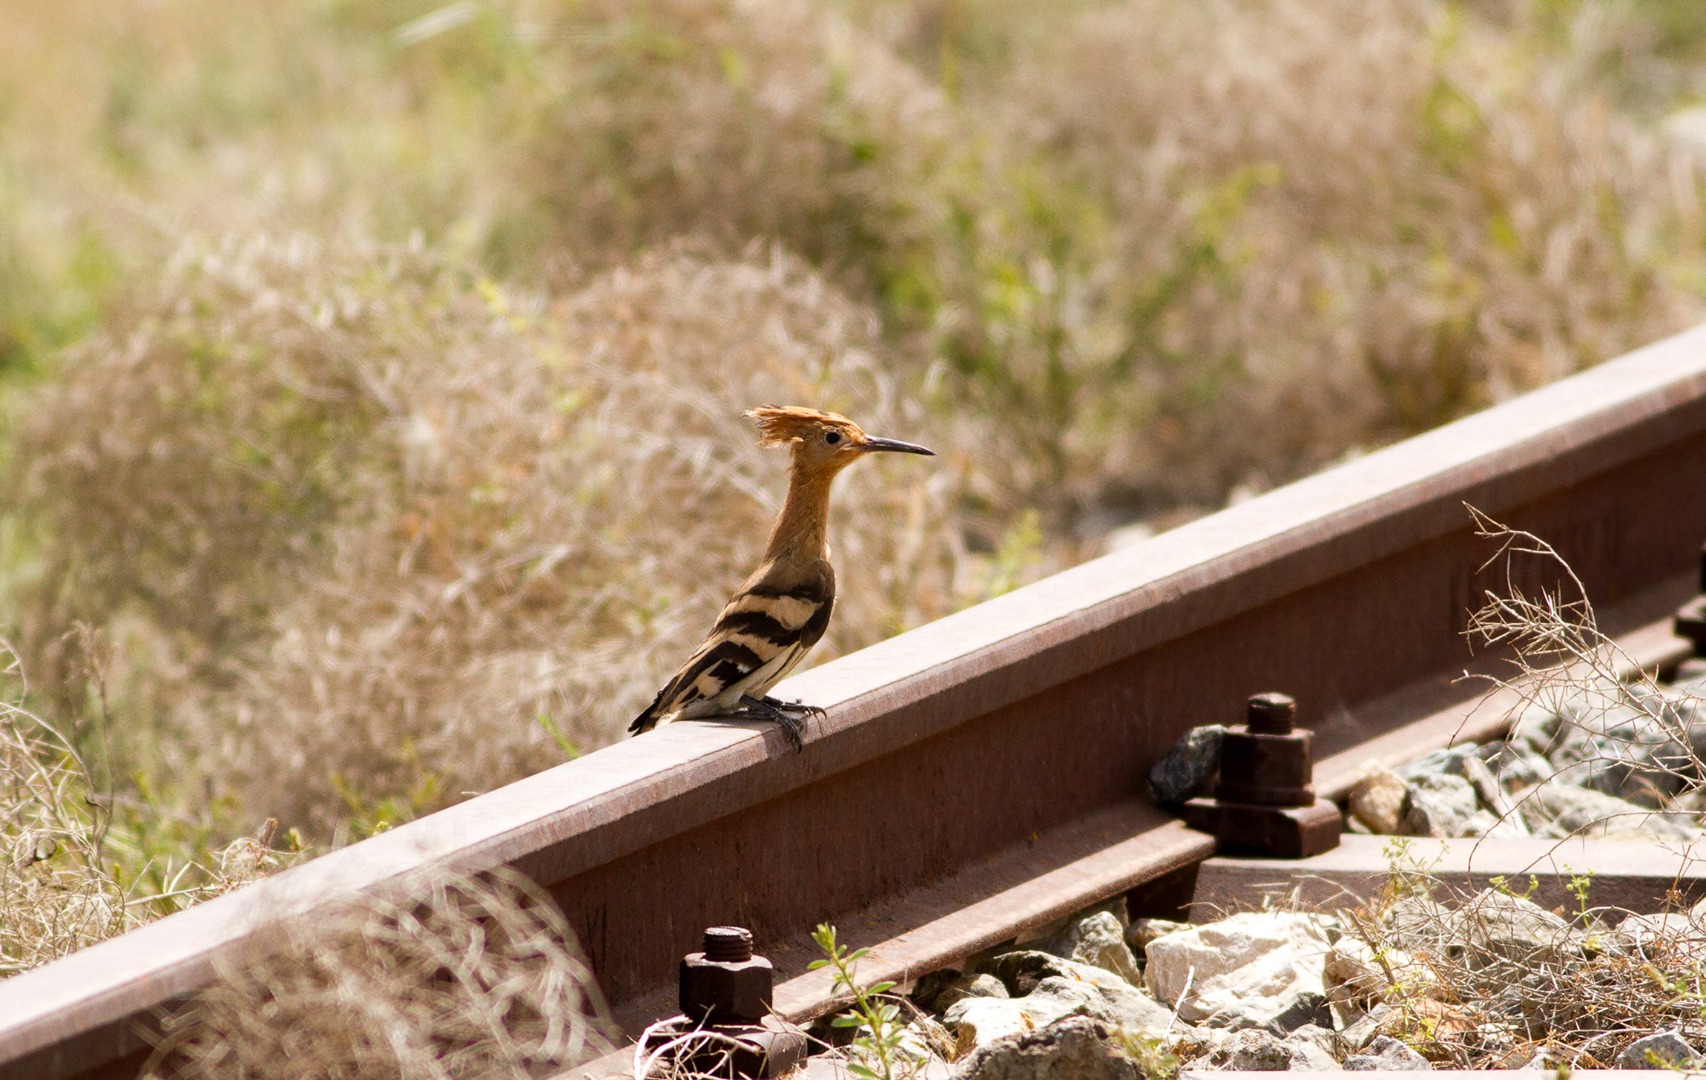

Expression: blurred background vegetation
xmin=2 ymin=0 xmax=1706 ymax=964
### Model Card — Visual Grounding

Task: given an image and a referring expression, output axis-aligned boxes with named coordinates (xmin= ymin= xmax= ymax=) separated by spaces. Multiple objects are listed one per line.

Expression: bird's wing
xmin=630 ymin=560 xmax=835 ymax=733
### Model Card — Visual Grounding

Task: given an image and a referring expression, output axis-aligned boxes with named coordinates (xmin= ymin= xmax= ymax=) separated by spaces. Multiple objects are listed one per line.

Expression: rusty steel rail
xmin=6 ymin=327 xmax=1706 ymax=1079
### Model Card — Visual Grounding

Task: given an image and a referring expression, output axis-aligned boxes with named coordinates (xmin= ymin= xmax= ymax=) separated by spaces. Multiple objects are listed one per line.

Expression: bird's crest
xmin=745 ymin=405 xmax=859 ymax=447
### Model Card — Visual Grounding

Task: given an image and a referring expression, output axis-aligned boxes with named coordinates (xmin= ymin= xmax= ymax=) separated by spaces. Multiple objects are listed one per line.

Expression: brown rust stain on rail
xmin=6 ymin=329 xmax=1706 ymax=1079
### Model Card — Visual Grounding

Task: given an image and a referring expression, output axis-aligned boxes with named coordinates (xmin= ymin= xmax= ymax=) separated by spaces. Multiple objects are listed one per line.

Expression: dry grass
xmin=1463 ymin=508 xmax=1706 ymax=831
xmin=8 ymin=232 xmax=972 ymax=833
xmin=142 ymin=865 xmax=615 ymax=1079
xmin=2 ymin=1 xmax=1702 ymax=523
xmin=0 ymin=646 xmax=136 ymax=975
xmin=451 ymin=0 xmax=1704 ymax=538
xmin=1318 ymin=516 xmax=1706 ymax=1066
xmin=937 ymin=0 xmax=1706 ymax=514
xmin=512 ymin=0 xmax=950 ymax=284
xmin=0 ymin=638 xmax=286 ymax=976
xmin=1340 ymin=864 xmax=1706 ymax=1068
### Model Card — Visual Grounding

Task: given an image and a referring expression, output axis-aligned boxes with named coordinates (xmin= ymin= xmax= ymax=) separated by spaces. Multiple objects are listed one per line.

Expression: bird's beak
xmin=860 ymin=436 xmax=935 ymax=456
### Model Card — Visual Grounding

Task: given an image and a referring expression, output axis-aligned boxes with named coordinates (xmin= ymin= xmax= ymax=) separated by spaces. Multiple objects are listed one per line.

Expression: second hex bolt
xmin=1214 ymin=692 xmax=1317 ymax=807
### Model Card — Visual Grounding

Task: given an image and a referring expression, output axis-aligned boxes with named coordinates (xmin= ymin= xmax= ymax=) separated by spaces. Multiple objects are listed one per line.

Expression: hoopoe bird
xmin=630 ymin=405 xmax=934 ymax=750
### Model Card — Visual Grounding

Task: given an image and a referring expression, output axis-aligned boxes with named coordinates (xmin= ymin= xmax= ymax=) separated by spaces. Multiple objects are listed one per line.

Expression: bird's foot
xmin=738 ymin=694 xmax=811 ymax=753
xmin=758 ymin=694 xmax=827 ymax=726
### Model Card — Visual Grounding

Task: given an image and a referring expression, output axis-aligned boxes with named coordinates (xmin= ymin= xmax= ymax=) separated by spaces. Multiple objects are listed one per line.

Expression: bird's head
xmin=745 ymin=405 xmax=934 ymax=476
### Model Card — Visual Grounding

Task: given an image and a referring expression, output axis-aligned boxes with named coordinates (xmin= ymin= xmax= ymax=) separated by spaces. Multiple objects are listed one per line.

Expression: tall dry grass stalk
xmin=1462 ymin=508 xmax=1650 ymax=718
xmin=0 ymin=645 xmax=137 ymax=975
xmin=142 ymin=865 xmax=615 ymax=1079
xmin=1461 ymin=508 xmax=1706 ymax=831
xmin=0 ymin=631 xmax=290 ymax=977
xmin=10 ymin=233 xmax=972 ymax=831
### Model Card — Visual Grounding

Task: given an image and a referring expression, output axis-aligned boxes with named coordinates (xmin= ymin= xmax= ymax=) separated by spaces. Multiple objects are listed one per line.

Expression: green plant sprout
xmin=1564 ymin=866 xmax=1595 ymax=924
xmin=536 ymin=712 xmax=581 ymax=758
xmin=1114 ymin=1028 xmax=1181 ymax=1080
xmin=1490 ymin=873 xmax=1540 ymax=901
xmin=1381 ymin=836 xmax=1445 ymax=903
xmin=809 ymin=923 xmax=911 ymax=1080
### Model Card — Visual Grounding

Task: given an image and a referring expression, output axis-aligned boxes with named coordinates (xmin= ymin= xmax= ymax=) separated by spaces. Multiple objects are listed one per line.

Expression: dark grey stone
xmin=1496 ymin=751 xmax=1551 ymax=792
xmin=1337 ymin=1004 xmax=1392 ymax=1052
xmin=948 ymin=1015 xmax=1140 ymax=1080
xmin=1544 ymin=722 xmax=1604 ymax=777
xmin=1614 ymin=1029 xmax=1698 ymax=1069
xmin=1128 ymin=917 xmax=1191 ymax=954
xmin=1038 ymin=975 xmax=1176 ymax=1038
xmin=1457 ymin=754 xmax=1526 ymax=834
xmin=1528 ymin=780 xmax=1701 ymax=841
xmin=1586 ymin=734 xmax=1694 ymax=808
xmin=1504 ymin=707 xmax=1558 ymax=758
xmin=1149 ymin=725 xmax=1226 ymax=805
xmin=944 ymin=980 xmax=1100 ymax=1050
xmin=1402 ymin=773 xmax=1479 ymax=837
xmin=1036 ymin=909 xmax=1141 ymax=986
xmin=911 ymin=968 xmax=963 ymax=1012
xmin=1343 ymin=1036 xmax=1431 ymax=1071
xmin=1393 ymin=746 xmax=1475 ymax=781
xmin=976 ymin=951 xmax=1179 ymax=1039
xmin=1266 ymin=991 xmax=1334 ymax=1036
xmin=983 ymin=951 xmax=1103 ymax=997
xmin=1284 ymin=1025 xmax=1342 ymax=1070
xmin=931 ymin=973 xmax=1009 ymax=1013
xmin=1220 ymin=1028 xmax=1291 ymax=1070
xmin=1287 ymin=1042 xmax=1342 ymax=1070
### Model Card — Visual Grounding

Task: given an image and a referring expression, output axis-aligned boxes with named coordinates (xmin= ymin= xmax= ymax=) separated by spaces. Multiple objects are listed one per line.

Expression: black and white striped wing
xmin=629 ymin=563 xmax=834 ymax=733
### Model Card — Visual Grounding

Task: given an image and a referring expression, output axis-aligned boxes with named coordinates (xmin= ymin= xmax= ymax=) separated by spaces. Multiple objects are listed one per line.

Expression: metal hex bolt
xmin=1214 ymin=692 xmax=1316 ymax=807
xmin=664 ymin=926 xmax=805 ymax=1078
xmin=680 ymin=926 xmax=774 ymax=1026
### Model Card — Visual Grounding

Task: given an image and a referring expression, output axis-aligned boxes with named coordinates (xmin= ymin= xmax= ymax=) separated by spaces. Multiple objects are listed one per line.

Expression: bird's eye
xmin=824 ymin=431 xmax=841 ymax=445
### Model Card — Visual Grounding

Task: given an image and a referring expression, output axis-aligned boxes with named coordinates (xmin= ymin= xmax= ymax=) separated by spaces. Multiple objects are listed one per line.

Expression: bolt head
xmin=680 ymin=952 xmax=774 ymax=1025
xmin=1217 ymin=724 xmax=1315 ymax=806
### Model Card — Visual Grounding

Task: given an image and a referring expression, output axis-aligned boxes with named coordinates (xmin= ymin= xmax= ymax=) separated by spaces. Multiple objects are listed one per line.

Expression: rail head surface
xmin=4 ymin=325 xmax=1706 ymax=1077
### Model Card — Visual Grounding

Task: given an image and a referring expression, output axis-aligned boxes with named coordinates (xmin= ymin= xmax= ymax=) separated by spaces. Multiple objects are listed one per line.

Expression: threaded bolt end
xmin=703 ymin=926 xmax=754 ymax=962
xmin=1246 ymin=692 xmax=1297 ymax=735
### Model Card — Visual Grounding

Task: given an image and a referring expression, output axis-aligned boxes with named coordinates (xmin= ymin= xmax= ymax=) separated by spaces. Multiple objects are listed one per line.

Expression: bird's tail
xmin=629 ymin=689 xmax=667 ymax=735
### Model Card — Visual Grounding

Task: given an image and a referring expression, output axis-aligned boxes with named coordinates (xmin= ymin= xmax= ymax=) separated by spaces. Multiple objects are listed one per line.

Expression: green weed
xmin=810 ymin=923 xmax=917 ymax=1080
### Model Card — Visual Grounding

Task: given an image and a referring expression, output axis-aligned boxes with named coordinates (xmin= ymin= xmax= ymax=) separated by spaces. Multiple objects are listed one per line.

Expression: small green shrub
xmin=810 ymin=923 xmax=917 ymax=1080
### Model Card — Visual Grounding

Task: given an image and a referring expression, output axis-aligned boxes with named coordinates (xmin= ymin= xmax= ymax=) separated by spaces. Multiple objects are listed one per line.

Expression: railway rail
xmin=5 ymin=325 xmax=1706 ymax=1079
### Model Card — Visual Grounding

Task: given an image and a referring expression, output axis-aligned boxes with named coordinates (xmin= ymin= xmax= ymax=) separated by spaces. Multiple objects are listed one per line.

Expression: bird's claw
xmin=759 ymin=694 xmax=826 ymax=726
xmin=738 ymin=694 xmax=815 ymax=753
